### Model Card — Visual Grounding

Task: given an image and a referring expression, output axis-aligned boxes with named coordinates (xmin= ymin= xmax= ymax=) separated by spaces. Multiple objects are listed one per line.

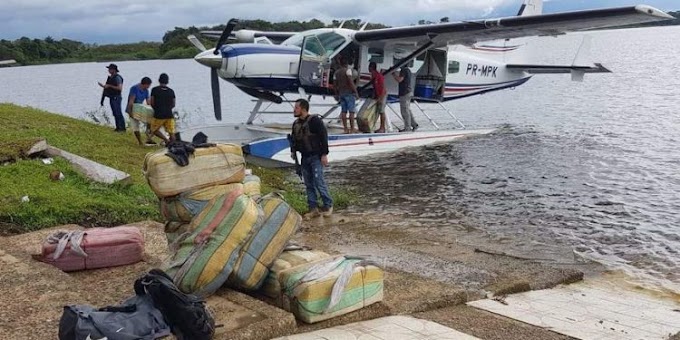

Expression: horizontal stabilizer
xmin=506 ymin=63 xmax=611 ymax=74
xmin=200 ymin=30 xmax=295 ymax=44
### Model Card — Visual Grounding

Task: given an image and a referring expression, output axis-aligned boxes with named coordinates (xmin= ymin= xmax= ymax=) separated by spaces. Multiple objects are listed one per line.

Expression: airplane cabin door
xmin=298 ymin=36 xmax=331 ymax=89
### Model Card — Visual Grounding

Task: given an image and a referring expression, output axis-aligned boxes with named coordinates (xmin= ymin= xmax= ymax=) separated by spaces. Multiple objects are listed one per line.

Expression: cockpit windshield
xmin=282 ymin=31 xmax=348 ymax=57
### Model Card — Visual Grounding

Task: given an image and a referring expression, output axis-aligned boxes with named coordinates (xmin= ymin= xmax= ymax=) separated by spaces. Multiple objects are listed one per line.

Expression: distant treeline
xmin=0 ymin=12 xmax=676 ymax=66
xmin=0 ymin=18 xmax=388 ymax=66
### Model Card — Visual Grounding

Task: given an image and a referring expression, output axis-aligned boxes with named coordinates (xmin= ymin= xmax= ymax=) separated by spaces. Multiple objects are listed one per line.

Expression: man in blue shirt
xmin=125 ymin=77 xmax=155 ymax=145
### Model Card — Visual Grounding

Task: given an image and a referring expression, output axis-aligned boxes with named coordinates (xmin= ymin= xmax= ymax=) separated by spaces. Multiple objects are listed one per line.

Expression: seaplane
xmin=182 ymin=0 xmax=673 ymax=167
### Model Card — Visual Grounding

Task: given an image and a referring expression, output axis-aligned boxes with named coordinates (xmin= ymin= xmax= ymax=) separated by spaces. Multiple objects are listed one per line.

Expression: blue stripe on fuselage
xmin=220 ymin=44 xmax=301 ymax=58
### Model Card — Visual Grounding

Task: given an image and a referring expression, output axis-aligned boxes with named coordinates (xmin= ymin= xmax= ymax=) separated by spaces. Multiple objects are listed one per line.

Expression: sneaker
xmin=145 ymin=140 xmax=157 ymax=146
xmin=412 ymin=124 xmax=419 ymax=132
xmin=320 ymin=206 xmax=333 ymax=217
xmin=304 ymin=208 xmax=320 ymax=218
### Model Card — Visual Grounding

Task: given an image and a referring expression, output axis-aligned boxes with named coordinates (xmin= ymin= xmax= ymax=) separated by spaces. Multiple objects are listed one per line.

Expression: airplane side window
xmin=394 ymin=57 xmax=414 ymax=68
xmin=304 ymin=39 xmax=326 ymax=57
xmin=448 ymin=60 xmax=460 ymax=73
xmin=317 ymin=32 xmax=347 ymax=55
xmin=368 ymin=48 xmax=383 ymax=64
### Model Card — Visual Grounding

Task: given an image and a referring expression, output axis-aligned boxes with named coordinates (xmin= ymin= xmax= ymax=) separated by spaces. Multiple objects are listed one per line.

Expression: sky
xmin=0 ymin=0 xmax=676 ymax=44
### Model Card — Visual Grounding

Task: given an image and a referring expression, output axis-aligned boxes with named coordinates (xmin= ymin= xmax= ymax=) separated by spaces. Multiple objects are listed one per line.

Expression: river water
xmin=1 ymin=26 xmax=679 ymax=293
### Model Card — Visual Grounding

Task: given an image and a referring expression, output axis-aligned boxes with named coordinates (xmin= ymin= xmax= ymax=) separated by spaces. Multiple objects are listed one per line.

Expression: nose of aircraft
xmin=194 ymin=49 xmax=223 ymax=69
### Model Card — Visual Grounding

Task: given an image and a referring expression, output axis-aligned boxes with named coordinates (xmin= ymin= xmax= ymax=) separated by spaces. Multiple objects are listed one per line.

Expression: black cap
xmin=106 ymin=63 xmax=119 ymax=71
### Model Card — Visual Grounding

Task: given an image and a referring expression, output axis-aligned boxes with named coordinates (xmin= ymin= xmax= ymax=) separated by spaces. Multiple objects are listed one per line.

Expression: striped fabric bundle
xmin=162 ymin=188 xmax=264 ymax=296
xmin=277 ymin=256 xmax=384 ymax=324
xmin=163 ymin=221 xmax=191 ymax=248
xmin=143 ymin=143 xmax=246 ymax=198
xmin=160 ymin=183 xmax=244 ymax=222
xmin=242 ymin=174 xmax=261 ymax=201
xmin=261 ymin=248 xmax=332 ymax=299
xmin=131 ymin=103 xmax=154 ymax=123
xmin=228 ymin=193 xmax=302 ymax=290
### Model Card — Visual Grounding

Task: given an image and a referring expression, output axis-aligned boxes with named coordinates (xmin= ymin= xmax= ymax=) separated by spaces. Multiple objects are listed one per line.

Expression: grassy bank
xmin=0 ymin=104 xmax=353 ymax=234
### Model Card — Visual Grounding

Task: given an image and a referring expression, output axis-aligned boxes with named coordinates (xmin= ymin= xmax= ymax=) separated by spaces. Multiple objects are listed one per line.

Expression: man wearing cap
xmin=98 ymin=64 xmax=125 ymax=132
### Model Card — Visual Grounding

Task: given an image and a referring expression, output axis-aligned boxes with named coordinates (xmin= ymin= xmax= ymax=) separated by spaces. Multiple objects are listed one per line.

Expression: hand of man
xmin=290 ymin=152 xmax=296 ymax=160
xmin=321 ymin=154 xmax=329 ymax=167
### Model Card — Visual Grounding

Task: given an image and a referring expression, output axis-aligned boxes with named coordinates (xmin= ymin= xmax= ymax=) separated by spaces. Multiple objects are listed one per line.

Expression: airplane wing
xmin=200 ymin=30 xmax=296 ymax=44
xmin=353 ymin=5 xmax=673 ymax=48
xmin=505 ymin=63 xmax=611 ymax=74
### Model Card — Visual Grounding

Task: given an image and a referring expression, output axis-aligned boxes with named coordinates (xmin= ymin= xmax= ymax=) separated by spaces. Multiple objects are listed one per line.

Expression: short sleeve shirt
xmin=150 ymin=86 xmax=176 ymax=119
xmin=398 ymin=67 xmax=412 ymax=96
xmin=128 ymin=84 xmax=149 ymax=104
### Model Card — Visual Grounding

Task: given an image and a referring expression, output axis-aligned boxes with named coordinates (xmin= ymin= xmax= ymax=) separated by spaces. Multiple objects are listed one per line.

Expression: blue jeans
xmin=339 ymin=94 xmax=356 ymax=113
xmin=109 ymin=96 xmax=125 ymax=130
xmin=301 ymin=155 xmax=333 ymax=210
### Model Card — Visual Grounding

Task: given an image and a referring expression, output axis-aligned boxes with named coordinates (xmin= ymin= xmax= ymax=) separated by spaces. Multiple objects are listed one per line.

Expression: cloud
xmin=0 ymin=0 xmax=675 ymax=43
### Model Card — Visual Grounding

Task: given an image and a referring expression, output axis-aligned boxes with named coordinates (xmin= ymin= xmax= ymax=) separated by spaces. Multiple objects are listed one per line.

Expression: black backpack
xmin=134 ymin=269 xmax=215 ymax=340
xmin=58 ymin=294 xmax=170 ymax=340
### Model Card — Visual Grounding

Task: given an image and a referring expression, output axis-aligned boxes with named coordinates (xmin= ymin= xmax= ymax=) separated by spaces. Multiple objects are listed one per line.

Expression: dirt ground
xmin=0 ymin=212 xmax=603 ymax=340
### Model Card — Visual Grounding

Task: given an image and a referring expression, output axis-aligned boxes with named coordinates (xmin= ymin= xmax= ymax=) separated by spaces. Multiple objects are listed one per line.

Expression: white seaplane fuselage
xmin=184 ymin=2 xmax=673 ymax=166
xmin=185 ymin=30 xmax=531 ymax=166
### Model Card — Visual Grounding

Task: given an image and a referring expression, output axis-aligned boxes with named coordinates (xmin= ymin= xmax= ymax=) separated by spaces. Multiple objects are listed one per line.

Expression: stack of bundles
xmin=261 ymin=250 xmax=385 ymax=323
xmin=162 ymin=187 xmax=264 ymax=296
xmin=228 ymin=193 xmax=302 ymax=290
xmin=261 ymin=247 xmax=332 ymax=299
xmin=143 ymin=143 xmax=246 ymax=199
xmin=164 ymin=221 xmax=191 ymax=246
xmin=160 ymin=183 xmax=244 ymax=222
xmin=242 ymin=171 xmax=262 ymax=201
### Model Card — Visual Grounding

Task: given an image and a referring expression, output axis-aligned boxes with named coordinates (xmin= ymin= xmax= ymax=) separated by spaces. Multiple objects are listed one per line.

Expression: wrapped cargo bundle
xmin=242 ymin=172 xmax=261 ymax=201
xmin=357 ymin=99 xmax=379 ymax=133
xmin=162 ymin=188 xmax=264 ymax=296
xmin=160 ymin=183 xmax=244 ymax=223
xmin=35 ymin=226 xmax=144 ymax=272
xmin=164 ymin=221 xmax=191 ymax=247
xmin=261 ymin=247 xmax=332 ymax=299
xmin=228 ymin=193 xmax=302 ymax=290
xmin=143 ymin=143 xmax=246 ymax=198
xmin=274 ymin=256 xmax=384 ymax=323
xmin=131 ymin=103 xmax=154 ymax=123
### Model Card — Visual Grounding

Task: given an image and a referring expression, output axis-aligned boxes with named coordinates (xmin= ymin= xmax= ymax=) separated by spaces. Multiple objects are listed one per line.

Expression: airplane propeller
xmin=210 ymin=68 xmax=222 ymax=120
xmin=214 ymin=19 xmax=239 ymax=56
xmin=189 ymin=18 xmax=284 ymax=119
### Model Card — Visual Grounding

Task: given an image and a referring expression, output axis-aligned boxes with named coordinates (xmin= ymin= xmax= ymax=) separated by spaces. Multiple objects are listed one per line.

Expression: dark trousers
xmin=109 ymin=96 xmax=125 ymax=131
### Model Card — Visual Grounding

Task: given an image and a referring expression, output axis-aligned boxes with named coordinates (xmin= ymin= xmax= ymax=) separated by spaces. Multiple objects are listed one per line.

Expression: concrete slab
xmin=415 ymin=305 xmax=574 ymax=340
xmin=46 ymin=145 xmax=131 ymax=184
xmin=26 ymin=139 xmax=47 ymax=156
xmin=273 ymin=316 xmax=481 ymax=340
xmin=468 ymin=278 xmax=680 ymax=340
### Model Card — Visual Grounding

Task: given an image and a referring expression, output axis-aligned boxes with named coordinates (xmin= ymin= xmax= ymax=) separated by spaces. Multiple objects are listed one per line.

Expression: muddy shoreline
xmin=0 ymin=209 xmax=599 ymax=340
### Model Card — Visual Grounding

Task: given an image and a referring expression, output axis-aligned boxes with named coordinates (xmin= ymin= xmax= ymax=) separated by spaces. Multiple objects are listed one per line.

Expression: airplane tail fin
xmin=517 ymin=0 xmax=543 ymax=17
xmin=454 ymin=1 xmax=544 ymax=62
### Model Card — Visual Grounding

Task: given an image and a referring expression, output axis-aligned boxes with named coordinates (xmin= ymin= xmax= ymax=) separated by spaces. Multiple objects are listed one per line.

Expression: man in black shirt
xmin=149 ymin=73 xmax=176 ymax=144
xmin=290 ymin=98 xmax=333 ymax=218
xmin=98 ymin=64 xmax=125 ymax=132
